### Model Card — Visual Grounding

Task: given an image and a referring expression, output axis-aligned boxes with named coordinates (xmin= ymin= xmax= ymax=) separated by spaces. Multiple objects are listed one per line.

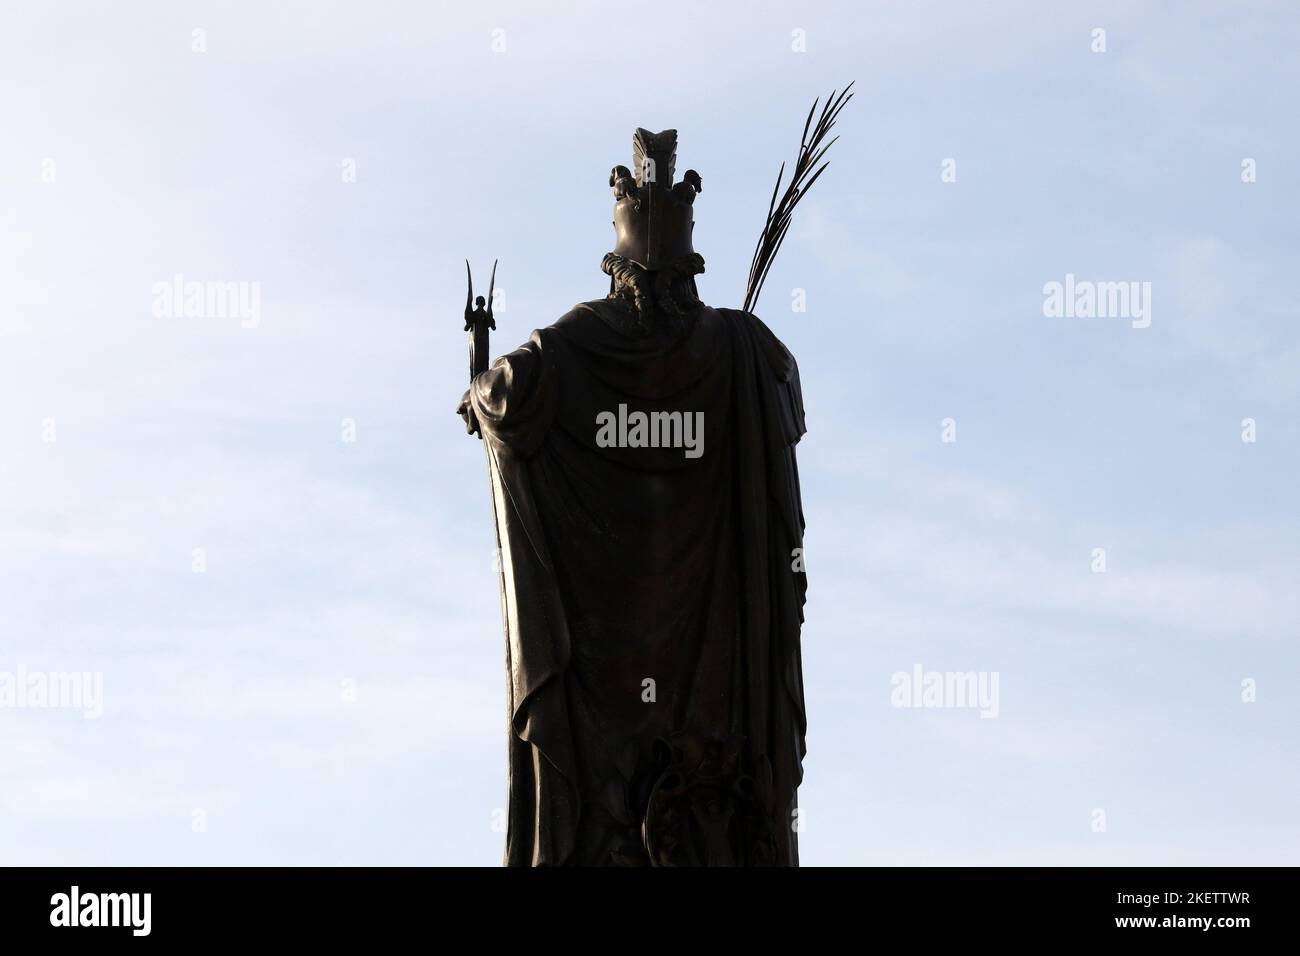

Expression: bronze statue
xmin=457 ymin=88 xmax=851 ymax=866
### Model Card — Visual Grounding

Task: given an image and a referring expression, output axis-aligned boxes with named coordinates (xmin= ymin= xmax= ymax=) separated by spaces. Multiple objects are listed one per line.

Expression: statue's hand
xmin=456 ymin=389 xmax=481 ymax=438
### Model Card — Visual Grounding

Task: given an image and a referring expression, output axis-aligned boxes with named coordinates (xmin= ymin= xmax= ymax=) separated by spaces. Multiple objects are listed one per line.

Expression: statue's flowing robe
xmin=469 ymin=298 xmax=808 ymax=866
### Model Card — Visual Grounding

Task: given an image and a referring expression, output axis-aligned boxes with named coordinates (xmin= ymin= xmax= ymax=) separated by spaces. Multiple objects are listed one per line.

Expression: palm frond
xmin=743 ymin=82 xmax=854 ymax=314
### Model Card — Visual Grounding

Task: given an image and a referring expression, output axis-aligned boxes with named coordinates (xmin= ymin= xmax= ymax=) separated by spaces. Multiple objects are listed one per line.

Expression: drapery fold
xmin=470 ymin=299 xmax=808 ymax=866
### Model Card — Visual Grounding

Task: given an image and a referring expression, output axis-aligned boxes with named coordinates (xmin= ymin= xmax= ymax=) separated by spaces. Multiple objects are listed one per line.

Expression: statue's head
xmin=609 ymin=128 xmax=702 ymax=272
xmin=475 ymin=295 xmax=486 ymax=309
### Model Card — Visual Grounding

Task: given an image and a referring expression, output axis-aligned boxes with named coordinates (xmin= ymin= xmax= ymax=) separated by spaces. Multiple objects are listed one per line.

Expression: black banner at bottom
xmin=0 ymin=866 xmax=1280 ymax=943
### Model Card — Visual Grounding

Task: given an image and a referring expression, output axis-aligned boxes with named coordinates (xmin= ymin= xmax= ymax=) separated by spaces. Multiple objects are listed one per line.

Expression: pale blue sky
xmin=1 ymin=1 xmax=1297 ymax=865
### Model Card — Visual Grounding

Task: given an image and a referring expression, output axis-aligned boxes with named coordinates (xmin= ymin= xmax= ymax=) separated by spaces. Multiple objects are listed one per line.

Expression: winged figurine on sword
xmin=461 ymin=259 xmax=496 ymax=436
xmin=455 ymin=85 xmax=852 ymax=867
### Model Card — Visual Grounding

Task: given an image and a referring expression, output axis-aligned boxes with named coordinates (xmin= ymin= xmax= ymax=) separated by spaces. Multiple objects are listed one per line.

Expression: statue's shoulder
xmin=714 ymin=308 xmax=799 ymax=385
xmin=715 ymin=308 xmax=805 ymax=443
xmin=499 ymin=301 xmax=613 ymax=357
xmin=547 ymin=297 xmax=650 ymax=343
xmin=552 ymin=298 xmax=629 ymax=329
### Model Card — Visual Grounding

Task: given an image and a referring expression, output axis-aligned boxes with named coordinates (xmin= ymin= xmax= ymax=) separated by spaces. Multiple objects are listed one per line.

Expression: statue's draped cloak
xmin=469 ymin=299 xmax=808 ymax=866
